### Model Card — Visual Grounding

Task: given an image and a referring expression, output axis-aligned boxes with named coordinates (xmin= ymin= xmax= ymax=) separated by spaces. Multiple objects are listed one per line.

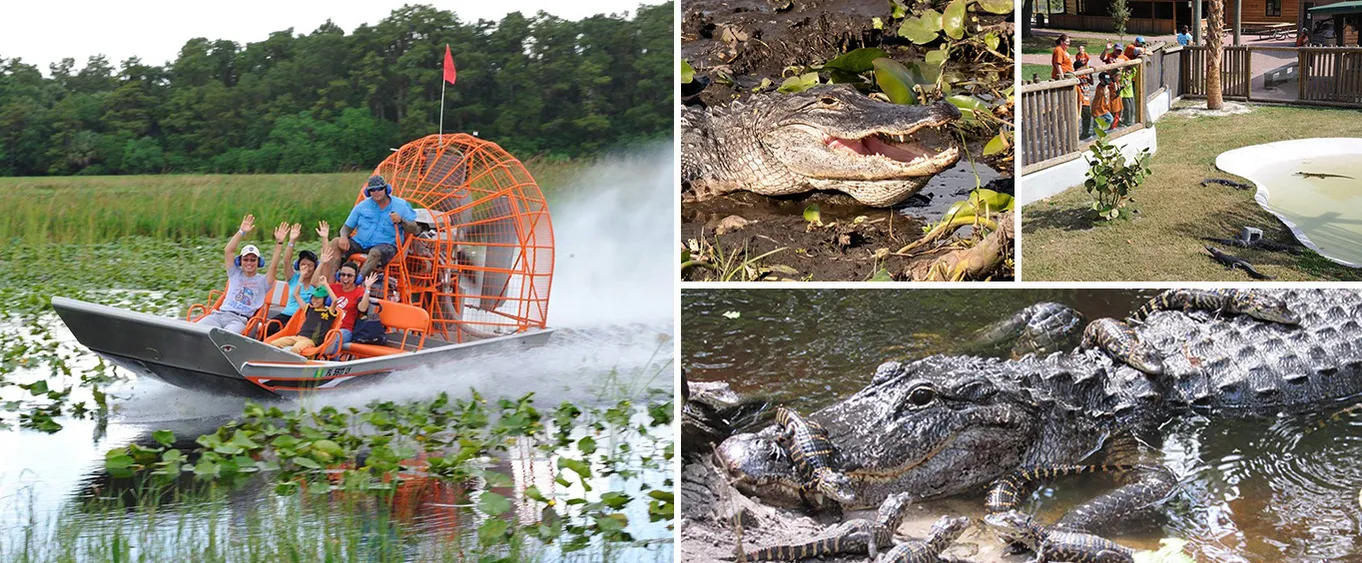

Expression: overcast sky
xmin=1 ymin=0 xmax=670 ymax=74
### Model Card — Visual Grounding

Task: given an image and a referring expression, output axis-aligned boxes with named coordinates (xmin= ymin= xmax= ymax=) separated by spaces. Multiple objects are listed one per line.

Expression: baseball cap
xmin=1135 ymin=36 xmax=1146 ymax=45
xmin=240 ymin=245 xmax=262 ymax=258
xmin=311 ymin=287 xmax=330 ymax=299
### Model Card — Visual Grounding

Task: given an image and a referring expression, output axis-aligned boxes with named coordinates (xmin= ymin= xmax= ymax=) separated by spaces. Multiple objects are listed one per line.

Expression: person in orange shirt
xmin=1092 ymin=73 xmax=1114 ymax=131
xmin=1079 ymin=75 xmax=1095 ymax=139
xmin=1052 ymin=34 xmax=1075 ymax=80
xmin=1074 ymin=45 xmax=1091 ymax=70
xmin=1101 ymin=42 xmax=1123 ymax=64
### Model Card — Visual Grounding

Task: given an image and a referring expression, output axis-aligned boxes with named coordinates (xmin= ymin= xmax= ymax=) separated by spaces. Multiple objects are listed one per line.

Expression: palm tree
xmin=1206 ymin=0 xmax=1225 ymax=109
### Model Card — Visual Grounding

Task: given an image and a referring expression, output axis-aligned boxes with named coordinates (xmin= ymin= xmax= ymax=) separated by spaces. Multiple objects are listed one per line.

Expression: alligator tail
xmin=743 ymin=533 xmax=846 ymax=561
xmin=987 ymin=464 xmax=1140 ymax=512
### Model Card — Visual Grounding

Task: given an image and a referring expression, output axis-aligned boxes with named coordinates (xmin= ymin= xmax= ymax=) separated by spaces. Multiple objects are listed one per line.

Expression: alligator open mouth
xmin=823 ymin=121 xmax=958 ymax=167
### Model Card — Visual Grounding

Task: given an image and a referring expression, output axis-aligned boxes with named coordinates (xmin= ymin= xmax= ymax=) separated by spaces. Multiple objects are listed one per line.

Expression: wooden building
xmin=1047 ymin=0 xmax=1355 ymax=37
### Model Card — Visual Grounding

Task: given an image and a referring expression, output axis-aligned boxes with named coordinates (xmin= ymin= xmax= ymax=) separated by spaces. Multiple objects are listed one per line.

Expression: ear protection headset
xmin=294 ymin=250 xmax=318 ymax=271
xmin=336 ymin=262 xmax=360 ymax=283
xmin=309 ymin=289 xmax=333 ymax=308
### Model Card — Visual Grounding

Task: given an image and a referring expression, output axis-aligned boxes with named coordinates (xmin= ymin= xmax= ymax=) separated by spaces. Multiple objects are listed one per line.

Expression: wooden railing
xmin=1020 ymin=58 xmax=1145 ymax=175
xmin=1143 ymin=44 xmax=1184 ymax=102
xmin=1181 ymin=46 xmax=1251 ymax=98
xmin=1179 ymin=45 xmax=1362 ymax=106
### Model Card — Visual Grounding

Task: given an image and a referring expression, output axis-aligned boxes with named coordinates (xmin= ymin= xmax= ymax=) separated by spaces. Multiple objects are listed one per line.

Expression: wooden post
xmin=1137 ymin=59 xmax=1147 ymax=124
xmin=1194 ymin=0 xmax=1203 ymax=43
xmin=1298 ymin=47 xmax=1308 ymax=101
xmin=1234 ymin=0 xmax=1242 ymax=45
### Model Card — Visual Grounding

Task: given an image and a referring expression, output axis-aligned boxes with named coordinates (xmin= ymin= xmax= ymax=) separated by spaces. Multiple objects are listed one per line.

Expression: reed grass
xmin=0 ymin=159 xmax=586 ymax=244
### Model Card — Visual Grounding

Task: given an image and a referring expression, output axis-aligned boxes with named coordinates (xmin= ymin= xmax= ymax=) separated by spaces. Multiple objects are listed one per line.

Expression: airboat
xmin=53 ymin=134 xmax=556 ymax=399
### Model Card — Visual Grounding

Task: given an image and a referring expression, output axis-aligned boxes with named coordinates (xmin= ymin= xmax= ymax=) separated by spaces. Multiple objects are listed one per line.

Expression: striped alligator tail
xmin=743 ymin=520 xmax=876 ymax=561
xmin=986 ymin=464 xmax=1141 ymax=513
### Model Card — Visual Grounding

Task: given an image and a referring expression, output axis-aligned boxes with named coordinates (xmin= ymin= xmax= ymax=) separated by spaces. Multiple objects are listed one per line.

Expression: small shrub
xmin=1083 ymin=128 xmax=1151 ymax=220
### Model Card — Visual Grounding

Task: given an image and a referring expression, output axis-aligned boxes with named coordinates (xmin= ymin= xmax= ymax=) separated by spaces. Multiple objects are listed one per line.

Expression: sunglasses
xmin=338 ymin=272 xmax=356 ymax=278
xmin=367 ymin=186 xmax=387 ymax=193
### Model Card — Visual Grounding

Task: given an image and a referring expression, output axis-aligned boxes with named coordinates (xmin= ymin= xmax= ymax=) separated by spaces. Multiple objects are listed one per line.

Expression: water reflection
xmin=682 ymin=289 xmax=1362 ymax=562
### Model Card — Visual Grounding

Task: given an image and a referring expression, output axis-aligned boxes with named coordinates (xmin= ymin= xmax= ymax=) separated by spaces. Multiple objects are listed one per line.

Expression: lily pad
xmin=681 ymin=59 xmax=694 ymax=84
xmin=976 ymin=0 xmax=1014 ymax=14
xmin=873 ymin=58 xmax=919 ymax=105
xmin=824 ymin=48 xmax=890 ymax=75
xmin=898 ymin=9 xmax=943 ymax=45
xmin=778 ymin=72 xmax=821 ymax=93
xmin=943 ymin=0 xmax=967 ymax=39
xmin=983 ymin=131 xmax=1010 ymax=156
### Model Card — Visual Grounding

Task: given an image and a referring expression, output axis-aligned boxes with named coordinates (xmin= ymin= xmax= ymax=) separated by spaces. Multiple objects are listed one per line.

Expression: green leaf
xmin=872 ymin=58 xmax=918 ymax=105
xmin=869 ymin=269 xmax=893 ymax=282
xmin=977 ymin=0 xmax=1014 ymax=14
xmin=681 ymin=59 xmax=695 ymax=84
xmin=578 ymin=436 xmax=598 ymax=455
xmin=293 ymin=457 xmax=321 ymax=470
xmin=891 ymin=0 xmax=908 ymax=18
xmin=479 ymin=491 xmax=512 ymax=516
xmin=983 ymin=31 xmax=1000 ymax=51
xmin=525 ymin=485 xmax=549 ymax=503
xmin=803 ymin=204 xmax=823 ymax=226
xmin=898 ymin=10 xmax=943 ymax=44
xmin=946 ymin=95 xmax=986 ymax=124
xmin=983 ymin=131 xmax=1009 ymax=156
xmin=823 ymin=48 xmax=889 ymax=74
xmin=477 ymin=519 xmax=511 ymax=546
xmin=152 ymin=430 xmax=175 ymax=447
xmin=600 ymin=491 xmax=632 ymax=509
xmin=872 ymin=17 xmax=884 ymax=30
xmin=25 ymin=380 xmax=48 ymax=396
xmin=105 ymin=452 xmax=134 ymax=471
xmin=777 ymin=72 xmax=821 ymax=93
xmin=943 ymin=0 xmax=967 ymax=39
xmin=969 ymin=188 xmax=1014 ymax=211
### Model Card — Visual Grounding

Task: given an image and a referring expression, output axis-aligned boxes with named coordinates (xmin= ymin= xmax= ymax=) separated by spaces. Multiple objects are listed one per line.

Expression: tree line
xmin=0 ymin=3 xmax=672 ymax=177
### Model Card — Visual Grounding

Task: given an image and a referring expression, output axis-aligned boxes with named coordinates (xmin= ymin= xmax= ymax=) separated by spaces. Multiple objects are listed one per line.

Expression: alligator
xmin=1204 ymin=245 xmax=1274 ymax=280
xmin=775 ymin=406 xmax=857 ymax=505
xmin=716 ymin=288 xmax=1362 ymax=544
xmin=984 ymin=510 xmax=1135 ymax=563
xmin=1130 ymin=288 xmax=1298 ymax=325
xmin=1080 ymin=318 xmax=1163 ymax=375
xmin=1200 ymin=178 xmax=1254 ymax=190
xmin=876 ymin=515 xmax=971 ymax=563
xmin=1203 ymin=235 xmax=1302 ymax=254
xmin=742 ymin=492 xmax=913 ymax=560
xmin=969 ymin=302 xmax=1087 ymax=359
xmin=681 ymin=84 xmax=963 ymax=207
xmin=1295 ymin=171 xmax=1355 ymax=180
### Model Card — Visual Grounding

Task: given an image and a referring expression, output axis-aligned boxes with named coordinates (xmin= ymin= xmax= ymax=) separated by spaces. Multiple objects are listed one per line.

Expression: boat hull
xmin=51 ymin=297 xmax=554 ymax=398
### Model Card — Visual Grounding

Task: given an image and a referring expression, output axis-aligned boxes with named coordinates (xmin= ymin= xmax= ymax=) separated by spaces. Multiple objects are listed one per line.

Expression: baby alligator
xmin=984 ymin=510 xmax=1135 ymax=563
xmin=1296 ymin=171 xmax=1354 ymax=180
xmin=744 ymin=492 xmax=914 ymax=560
xmin=775 ymin=406 xmax=857 ymax=505
xmin=1081 ymin=319 xmax=1163 ymax=375
xmin=876 ymin=515 xmax=971 ymax=563
xmin=1200 ymin=178 xmax=1253 ymax=190
xmin=1203 ymin=245 xmax=1274 ymax=280
xmin=1132 ymin=288 xmax=1298 ymax=325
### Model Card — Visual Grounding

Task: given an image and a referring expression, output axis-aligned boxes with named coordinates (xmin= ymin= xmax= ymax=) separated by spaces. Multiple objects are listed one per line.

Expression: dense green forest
xmin=0 ymin=3 xmax=672 ymax=176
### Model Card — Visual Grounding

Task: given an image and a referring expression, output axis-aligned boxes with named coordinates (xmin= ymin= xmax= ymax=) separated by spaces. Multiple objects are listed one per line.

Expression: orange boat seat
xmin=345 ymin=300 xmax=431 ymax=359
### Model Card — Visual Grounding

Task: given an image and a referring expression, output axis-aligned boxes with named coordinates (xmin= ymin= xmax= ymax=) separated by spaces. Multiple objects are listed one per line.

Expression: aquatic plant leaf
xmin=525 ymin=485 xmax=550 ymax=503
xmin=479 ymin=491 xmax=512 ymax=516
xmin=984 ymin=31 xmax=1001 ymax=51
xmin=722 ymin=311 xmax=740 ymax=319
xmin=977 ymin=0 xmax=1014 ymax=14
xmin=105 ymin=451 xmax=134 ymax=471
xmin=824 ymin=48 xmax=890 ymax=75
xmin=983 ymin=131 xmax=1010 ymax=155
xmin=293 ymin=456 xmax=321 ymax=470
xmin=778 ymin=72 xmax=821 ymax=93
xmin=478 ymin=519 xmax=512 ymax=546
xmin=873 ymin=58 xmax=919 ymax=105
xmin=946 ymin=95 xmax=986 ymax=124
xmin=943 ymin=0 xmax=967 ymax=39
xmin=891 ymin=0 xmax=908 ymax=18
xmin=873 ymin=17 xmax=884 ymax=30
xmin=970 ymin=189 xmax=1015 ymax=212
xmin=600 ymin=491 xmax=632 ymax=509
xmin=869 ymin=269 xmax=893 ymax=281
xmin=803 ymin=204 xmax=823 ymax=226
xmin=681 ymin=59 xmax=695 ymax=84
xmin=152 ymin=429 xmax=175 ymax=447
xmin=898 ymin=10 xmax=943 ymax=44
xmin=578 ymin=435 xmax=598 ymax=455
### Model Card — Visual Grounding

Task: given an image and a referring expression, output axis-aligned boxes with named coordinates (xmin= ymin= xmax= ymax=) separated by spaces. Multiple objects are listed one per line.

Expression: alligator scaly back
xmin=681 ymin=85 xmax=962 ymax=207
xmin=774 ymin=406 xmax=857 ymax=505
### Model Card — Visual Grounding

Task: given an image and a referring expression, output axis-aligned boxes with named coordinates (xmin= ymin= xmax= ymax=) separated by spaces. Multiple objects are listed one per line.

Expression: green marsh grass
xmin=0 ymin=158 xmax=585 ymax=244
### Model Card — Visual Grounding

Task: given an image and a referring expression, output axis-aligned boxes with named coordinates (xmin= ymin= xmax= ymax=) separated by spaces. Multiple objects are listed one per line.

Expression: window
xmin=1267 ymin=0 xmax=1281 ymax=17
xmin=1132 ymin=1 xmax=1154 ymax=18
xmin=1155 ymin=2 xmax=1173 ymax=18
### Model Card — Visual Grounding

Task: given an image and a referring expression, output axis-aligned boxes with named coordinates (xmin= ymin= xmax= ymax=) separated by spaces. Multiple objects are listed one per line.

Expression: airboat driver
xmin=329 ymin=174 xmax=420 ymax=280
xmin=197 ymin=215 xmax=286 ymax=334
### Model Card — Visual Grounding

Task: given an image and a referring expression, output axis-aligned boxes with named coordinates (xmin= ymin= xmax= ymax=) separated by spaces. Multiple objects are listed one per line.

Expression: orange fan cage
xmin=362 ymin=134 xmax=553 ymax=343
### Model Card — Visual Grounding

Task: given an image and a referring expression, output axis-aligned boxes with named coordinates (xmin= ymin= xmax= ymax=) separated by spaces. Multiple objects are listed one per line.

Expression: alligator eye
xmin=819 ymin=96 xmax=838 ymax=105
xmin=906 ymin=386 xmax=936 ymax=407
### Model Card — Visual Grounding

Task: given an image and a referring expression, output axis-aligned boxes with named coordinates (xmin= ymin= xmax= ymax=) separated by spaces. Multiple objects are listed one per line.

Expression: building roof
xmin=1310 ymin=0 xmax=1362 ymax=16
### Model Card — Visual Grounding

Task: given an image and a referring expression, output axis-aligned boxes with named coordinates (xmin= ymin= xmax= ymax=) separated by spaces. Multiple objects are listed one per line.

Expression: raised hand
xmin=320 ymin=245 xmax=338 ymax=267
xmin=239 ymin=214 xmax=256 ymax=234
xmin=363 ymin=272 xmax=379 ymax=288
xmin=289 ymin=223 xmax=302 ymax=242
xmin=316 ymin=220 xmax=330 ymax=242
xmin=273 ymin=222 xmax=289 ymax=244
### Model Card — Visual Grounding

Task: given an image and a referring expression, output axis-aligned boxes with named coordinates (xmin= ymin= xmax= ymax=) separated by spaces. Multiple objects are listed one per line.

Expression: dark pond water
xmin=682 ymin=289 xmax=1362 ymax=563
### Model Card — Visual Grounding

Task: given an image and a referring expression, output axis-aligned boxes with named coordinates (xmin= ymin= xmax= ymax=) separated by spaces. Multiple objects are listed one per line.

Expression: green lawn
xmin=1021 ymin=35 xmax=1110 ymax=56
xmin=1022 ymin=104 xmax=1362 ymax=281
xmin=1022 ymin=63 xmax=1052 ymax=82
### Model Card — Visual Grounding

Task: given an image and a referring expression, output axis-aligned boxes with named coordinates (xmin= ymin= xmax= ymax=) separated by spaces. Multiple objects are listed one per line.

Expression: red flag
xmin=442 ymin=45 xmax=457 ymax=85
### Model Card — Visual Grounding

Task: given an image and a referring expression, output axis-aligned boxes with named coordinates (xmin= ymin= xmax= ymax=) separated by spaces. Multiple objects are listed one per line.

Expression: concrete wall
xmin=1019 ymin=127 xmax=1160 ymax=206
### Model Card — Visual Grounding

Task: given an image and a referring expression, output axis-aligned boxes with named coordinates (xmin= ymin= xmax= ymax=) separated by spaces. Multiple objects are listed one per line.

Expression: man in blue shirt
xmin=329 ymin=175 xmax=419 ymax=278
xmin=1177 ymin=26 xmax=1193 ymax=46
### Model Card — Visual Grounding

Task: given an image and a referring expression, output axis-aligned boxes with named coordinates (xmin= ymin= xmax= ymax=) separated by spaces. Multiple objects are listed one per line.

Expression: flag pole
xmin=439 ymin=78 xmax=446 ymax=140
